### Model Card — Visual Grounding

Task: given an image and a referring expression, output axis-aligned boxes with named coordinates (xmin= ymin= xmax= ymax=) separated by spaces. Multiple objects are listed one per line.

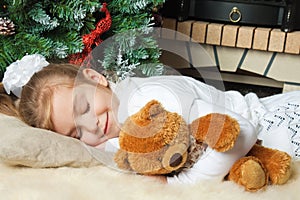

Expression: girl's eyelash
xmin=75 ymin=103 xmax=89 ymax=139
xmin=84 ymin=103 xmax=90 ymax=114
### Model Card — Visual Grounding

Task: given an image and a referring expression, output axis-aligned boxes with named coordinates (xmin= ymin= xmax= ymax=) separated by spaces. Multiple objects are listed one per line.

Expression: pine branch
xmin=1 ymin=0 xmax=166 ymax=81
xmin=0 ymin=0 xmax=103 ymax=70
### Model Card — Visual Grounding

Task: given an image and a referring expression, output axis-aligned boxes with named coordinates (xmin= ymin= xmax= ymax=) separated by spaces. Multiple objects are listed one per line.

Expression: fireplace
xmin=161 ymin=0 xmax=300 ymax=32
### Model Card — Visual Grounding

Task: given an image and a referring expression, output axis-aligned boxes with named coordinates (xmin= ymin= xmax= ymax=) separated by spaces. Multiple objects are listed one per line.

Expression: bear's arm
xmin=167 ymin=107 xmax=257 ymax=184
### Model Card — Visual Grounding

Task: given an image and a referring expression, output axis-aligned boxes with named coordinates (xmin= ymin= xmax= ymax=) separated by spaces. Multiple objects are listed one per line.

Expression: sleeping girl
xmin=1 ymin=54 xmax=300 ymax=184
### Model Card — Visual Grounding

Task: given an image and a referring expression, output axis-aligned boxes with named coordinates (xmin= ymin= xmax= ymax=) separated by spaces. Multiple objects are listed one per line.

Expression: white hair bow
xmin=2 ymin=54 xmax=49 ymax=98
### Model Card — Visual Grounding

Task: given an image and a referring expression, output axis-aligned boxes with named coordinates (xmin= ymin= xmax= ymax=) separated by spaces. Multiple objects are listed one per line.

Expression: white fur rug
xmin=0 ymin=161 xmax=299 ymax=200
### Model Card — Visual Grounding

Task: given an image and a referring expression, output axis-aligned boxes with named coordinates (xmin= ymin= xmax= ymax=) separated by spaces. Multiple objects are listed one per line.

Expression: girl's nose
xmin=81 ymin=116 xmax=99 ymax=134
xmin=96 ymin=117 xmax=99 ymax=127
xmin=88 ymin=117 xmax=100 ymax=134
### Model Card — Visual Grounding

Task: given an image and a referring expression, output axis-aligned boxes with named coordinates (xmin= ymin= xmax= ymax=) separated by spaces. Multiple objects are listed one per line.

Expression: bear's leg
xmin=114 ymin=150 xmax=132 ymax=171
xmin=228 ymin=156 xmax=268 ymax=192
xmin=248 ymin=144 xmax=292 ymax=185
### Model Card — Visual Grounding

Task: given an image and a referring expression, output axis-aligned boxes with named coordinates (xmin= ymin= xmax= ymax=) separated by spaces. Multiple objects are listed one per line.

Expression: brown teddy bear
xmin=114 ymin=100 xmax=292 ymax=191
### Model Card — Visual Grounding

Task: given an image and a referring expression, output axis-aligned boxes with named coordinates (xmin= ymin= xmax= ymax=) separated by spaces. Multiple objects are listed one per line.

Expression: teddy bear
xmin=114 ymin=100 xmax=292 ymax=192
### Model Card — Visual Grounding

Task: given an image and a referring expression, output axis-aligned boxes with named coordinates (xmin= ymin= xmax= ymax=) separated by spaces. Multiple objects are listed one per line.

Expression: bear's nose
xmin=162 ymin=144 xmax=188 ymax=172
xmin=170 ymin=153 xmax=183 ymax=167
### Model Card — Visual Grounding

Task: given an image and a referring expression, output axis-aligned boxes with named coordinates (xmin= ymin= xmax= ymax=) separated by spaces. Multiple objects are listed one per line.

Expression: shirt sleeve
xmin=167 ymin=100 xmax=258 ymax=184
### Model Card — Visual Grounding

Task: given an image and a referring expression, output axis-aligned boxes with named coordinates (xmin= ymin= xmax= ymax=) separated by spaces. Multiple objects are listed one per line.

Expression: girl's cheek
xmin=93 ymin=101 xmax=106 ymax=115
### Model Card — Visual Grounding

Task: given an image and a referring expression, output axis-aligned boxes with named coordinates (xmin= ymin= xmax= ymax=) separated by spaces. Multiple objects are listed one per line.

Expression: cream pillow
xmin=0 ymin=113 xmax=105 ymax=168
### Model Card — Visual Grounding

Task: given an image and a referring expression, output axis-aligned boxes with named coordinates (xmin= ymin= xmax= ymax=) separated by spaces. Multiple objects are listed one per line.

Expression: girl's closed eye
xmin=76 ymin=102 xmax=90 ymax=139
xmin=83 ymin=102 xmax=90 ymax=115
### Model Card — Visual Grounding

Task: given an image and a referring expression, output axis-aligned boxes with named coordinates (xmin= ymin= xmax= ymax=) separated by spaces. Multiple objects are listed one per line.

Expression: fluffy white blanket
xmin=1 ymin=161 xmax=299 ymax=200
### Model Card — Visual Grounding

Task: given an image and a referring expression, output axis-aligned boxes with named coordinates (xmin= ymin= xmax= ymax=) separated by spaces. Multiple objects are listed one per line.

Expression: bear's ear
xmin=132 ymin=100 xmax=166 ymax=124
xmin=148 ymin=100 xmax=165 ymax=118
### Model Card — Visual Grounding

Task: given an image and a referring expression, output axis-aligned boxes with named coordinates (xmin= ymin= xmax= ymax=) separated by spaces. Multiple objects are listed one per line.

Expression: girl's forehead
xmin=72 ymin=83 xmax=98 ymax=99
xmin=51 ymin=86 xmax=74 ymax=135
xmin=73 ymin=83 xmax=96 ymax=93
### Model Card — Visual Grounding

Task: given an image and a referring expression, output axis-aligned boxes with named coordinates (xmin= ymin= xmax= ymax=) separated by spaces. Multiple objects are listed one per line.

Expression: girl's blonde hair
xmin=18 ymin=63 xmax=82 ymax=130
xmin=0 ymin=83 xmax=19 ymax=117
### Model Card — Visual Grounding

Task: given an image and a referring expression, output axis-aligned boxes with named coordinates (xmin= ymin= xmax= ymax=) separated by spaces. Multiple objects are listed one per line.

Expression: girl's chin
xmin=106 ymin=121 xmax=120 ymax=138
xmin=108 ymin=127 xmax=120 ymax=139
xmin=91 ymin=135 xmax=109 ymax=147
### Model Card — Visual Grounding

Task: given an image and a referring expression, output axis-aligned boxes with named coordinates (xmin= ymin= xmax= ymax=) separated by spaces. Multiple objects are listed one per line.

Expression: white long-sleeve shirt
xmin=110 ymin=76 xmax=257 ymax=184
xmin=104 ymin=75 xmax=300 ymax=184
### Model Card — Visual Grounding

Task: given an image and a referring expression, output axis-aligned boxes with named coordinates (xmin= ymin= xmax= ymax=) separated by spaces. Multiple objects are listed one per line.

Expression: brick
xmin=284 ymin=32 xmax=300 ymax=54
xmin=191 ymin=21 xmax=208 ymax=43
xmin=162 ymin=17 xmax=177 ymax=30
xmin=206 ymin=23 xmax=223 ymax=45
xmin=161 ymin=18 xmax=177 ymax=39
xmin=176 ymin=20 xmax=194 ymax=41
xmin=283 ymin=83 xmax=300 ymax=93
xmin=268 ymin=29 xmax=286 ymax=52
xmin=253 ymin=27 xmax=271 ymax=51
xmin=236 ymin=26 xmax=255 ymax=48
xmin=221 ymin=25 xmax=239 ymax=47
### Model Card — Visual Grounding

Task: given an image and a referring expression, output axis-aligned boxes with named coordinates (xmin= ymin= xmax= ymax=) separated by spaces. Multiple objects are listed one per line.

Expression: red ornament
xmin=69 ymin=2 xmax=112 ymax=66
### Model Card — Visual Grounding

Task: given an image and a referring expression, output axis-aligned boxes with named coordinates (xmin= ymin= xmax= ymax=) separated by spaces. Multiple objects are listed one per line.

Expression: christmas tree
xmin=0 ymin=0 xmax=165 ymax=82
xmin=101 ymin=0 xmax=165 ymax=81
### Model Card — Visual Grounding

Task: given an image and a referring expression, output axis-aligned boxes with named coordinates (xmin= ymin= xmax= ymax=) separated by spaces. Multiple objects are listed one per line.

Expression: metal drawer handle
xmin=229 ymin=7 xmax=242 ymax=23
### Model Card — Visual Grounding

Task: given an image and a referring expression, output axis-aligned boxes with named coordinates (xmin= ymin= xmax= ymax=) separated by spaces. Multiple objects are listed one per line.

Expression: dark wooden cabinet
xmin=161 ymin=0 xmax=300 ymax=32
xmin=162 ymin=0 xmax=191 ymax=21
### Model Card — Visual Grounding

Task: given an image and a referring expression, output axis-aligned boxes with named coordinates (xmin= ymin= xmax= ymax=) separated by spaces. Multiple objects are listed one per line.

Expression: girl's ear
xmin=82 ymin=68 xmax=108 ymax=87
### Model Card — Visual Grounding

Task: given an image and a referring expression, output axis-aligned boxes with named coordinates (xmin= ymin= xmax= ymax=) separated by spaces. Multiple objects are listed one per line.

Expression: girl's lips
xmin=103 ymin=112 xmax=109 ymax=134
